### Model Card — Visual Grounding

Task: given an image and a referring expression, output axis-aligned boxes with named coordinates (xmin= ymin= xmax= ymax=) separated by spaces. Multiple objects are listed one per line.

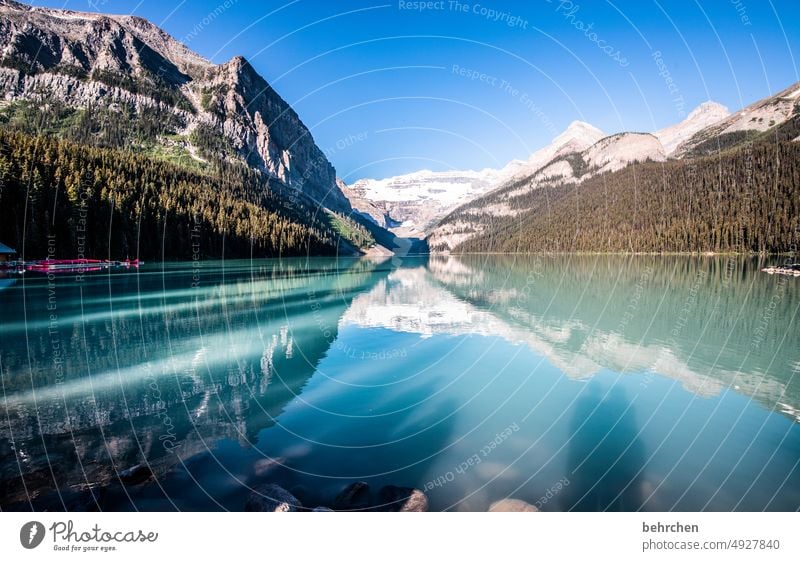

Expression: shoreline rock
xmin=377 ymin=486 xmax=429 ymax=512
xmin=243 ymin=481 xmax=431 ymax=512
xmin=488 ymin=498 xmax=539 ymax=512
xmin=333 ymin=481 xmax=372 ymax=511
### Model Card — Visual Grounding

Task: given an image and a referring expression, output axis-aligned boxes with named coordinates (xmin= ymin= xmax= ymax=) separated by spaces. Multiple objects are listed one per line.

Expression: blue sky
xmin=31 ymin=0 xmax=800 ymax=180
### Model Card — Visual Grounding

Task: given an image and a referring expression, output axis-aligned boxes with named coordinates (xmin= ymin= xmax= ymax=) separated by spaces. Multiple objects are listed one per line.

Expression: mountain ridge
xmin=346 ymin=82 xmax=797 ymax=244
xmin=422 ymin=83 xmax=798 ymax=251
xmin=345 ymin=104 xmax=733 ymax=239
xmin=655 ymin=101 xmax=730 ymax=156
xmin=674 ymin=80 xmax=800 ymax=157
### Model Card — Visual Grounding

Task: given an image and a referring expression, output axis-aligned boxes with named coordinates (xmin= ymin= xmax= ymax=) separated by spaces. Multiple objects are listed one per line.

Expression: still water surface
xmin=1 ymin=255 xmax=798 ymax=511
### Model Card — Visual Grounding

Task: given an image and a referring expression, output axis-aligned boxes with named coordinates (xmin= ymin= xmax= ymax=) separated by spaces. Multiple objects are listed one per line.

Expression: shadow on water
xmin=564 ymin=382 xmax=646 ymax=511
xmin=111 ymin=395 xmax=461 ymax=511
xmin=249 ymin=396 xmax=460 ymax=512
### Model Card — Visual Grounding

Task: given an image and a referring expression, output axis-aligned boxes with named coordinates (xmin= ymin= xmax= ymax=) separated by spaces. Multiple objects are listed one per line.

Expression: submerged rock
xmin=488 ymin=498 xmax=539 ymax=512
xmin=333 ymin=482 xmax=371 ymax=511
xmin=253 ymin=457 xmax=286 ymax=477
xmin=377 ymin=486 xmax=429 ymax=512
xmin=312 ymin=506 xmax=334 ymax=512
xmin=118 ymin=464 xmax=153 ymax=485
xmin=245 ymin=484 xmax=302 ymax=512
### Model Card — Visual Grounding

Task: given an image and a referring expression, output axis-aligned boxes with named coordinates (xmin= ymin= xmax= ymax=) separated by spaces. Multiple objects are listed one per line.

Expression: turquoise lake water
xmin=1 ymin=255 xmax=798 ymax=511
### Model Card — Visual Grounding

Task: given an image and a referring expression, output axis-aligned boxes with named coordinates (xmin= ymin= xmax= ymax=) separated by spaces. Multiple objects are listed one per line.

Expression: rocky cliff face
xmin=582 ymin=132 xmax=666 ymax=174
xmin=337 ymin=178 xmax=391 ymax=228
xmin=0 ymin=0 xmax=350 ymax=212
xmin=201 ymin=55 xmax=344 ymax=209
xmin=0 ymin=0 xmax=207 ymax=85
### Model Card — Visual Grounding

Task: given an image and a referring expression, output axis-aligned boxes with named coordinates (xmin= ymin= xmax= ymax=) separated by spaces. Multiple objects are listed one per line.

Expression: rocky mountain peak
xmin=554 ymin=120 xmax=606 ymax=148
xmin=0 ymin=0 xmax=28 ymax=10
xmin=687 ymin=101 xmax=730 ymax=121
xmin=507 ymin=120 xmax=605 ymax=179
xmin=112 ymin=13 xmax=212 ymax=76
xmin=212 ymin=55 xmax=250 ymax=86
xmin=565 ymin=119 xmax=602 ymax=133
xmin=583 ymin=132 xmax=666 ymax=174
xmin=0 ymin=1 xmax=199 ymax=83
xmin=655 ymin=101 xmax=730 ymax=156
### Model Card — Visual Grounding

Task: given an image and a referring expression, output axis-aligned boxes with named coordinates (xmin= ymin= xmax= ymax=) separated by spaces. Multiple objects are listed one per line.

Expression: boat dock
xmin=0 ymin=259 xmax=142 ymax=275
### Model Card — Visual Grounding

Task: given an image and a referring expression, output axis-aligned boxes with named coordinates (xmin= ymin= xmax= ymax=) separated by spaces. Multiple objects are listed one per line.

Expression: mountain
xmin=0 ymin=0 xmax=351 ymax=211
xmin=429 ymin=87 xmax=799 ymax=253
xmin=347 ymin=111 xmax=734 ymax=245
xmin=0 ymin=0 xmax=390 ymax=259
xmin=523 ymin=120 xmax=607 ymax=173
xmin=337 ymin=178 xmax=389 ymax=228
xmin=655 ymin=101 xmax=730 ymax=155
xmin=427 ymin=129 xmax=667 ymax=251
xmin=583 ymin=132 xmax=666 ymax=173
xmin=342 ymin=168 xmax=505 ymax=238
xmin=452 ymin=140 xmax=799 ymax=254
xmin=351 ymin=101 xmax=745 ymax=249
xmin=343 ymin=121 xmax=605 ymax=238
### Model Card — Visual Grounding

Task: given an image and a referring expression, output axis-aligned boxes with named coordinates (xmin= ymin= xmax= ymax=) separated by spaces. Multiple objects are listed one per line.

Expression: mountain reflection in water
xmin=0 ymin=255 xmax=798 ymax=511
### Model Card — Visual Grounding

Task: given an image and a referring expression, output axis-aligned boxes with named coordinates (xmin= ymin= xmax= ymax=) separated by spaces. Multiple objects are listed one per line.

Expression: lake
xmin=1 ymin=255 xmax=799 ymax=511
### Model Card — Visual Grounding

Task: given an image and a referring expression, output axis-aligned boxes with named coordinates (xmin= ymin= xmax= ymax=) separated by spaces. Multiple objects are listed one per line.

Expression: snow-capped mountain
xmin=427 ymin=102 xmax=738 ymax=252
xmin=655 ymin=102 xmax=730 ymax=156
xmin=343 ymin=121 xmax=605 ymax=237
xmin=343 ymin=168 xmax=507 ymax=238
xmin=494 ymin=131 xmax=667 ymax=204
xmin=336 ymin=178 xmax=390 ymax=228
xmin=346 ymin=116 xmax=709 ymax=239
